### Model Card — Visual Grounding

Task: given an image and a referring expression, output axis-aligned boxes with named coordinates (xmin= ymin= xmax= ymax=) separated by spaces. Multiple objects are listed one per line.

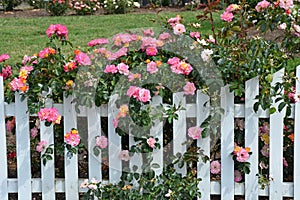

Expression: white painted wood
xmin=269 ymin=68 xmax=285 ymax=200
xmin=108 ymin=94 xmax=122 ymax=183
xmin=220 ymin=86 xmax=234 ymax=200
xmin=15 ymin=92 xmax=32 ymax=200
xmin=150 ymin=96 xmax=163 ymax=175
xmin=40 ymin=95 xmax=55 ymax=200
xmin=196 ymin=91 xmax=210 ymax=200
xmin=87 ymin=104 xmax=102 ymax=181
xmin=0 ymin=77 xmax=8 ymax=200
xmin=63 ymin=95 xmax=79 ymax=200
xmin=173 ymin=92 xmax=187 ymax=175
xmin=245 ymin=76 xmax=259 ymax=200
xmin=294 ymin=65 xmax=300 ymax=200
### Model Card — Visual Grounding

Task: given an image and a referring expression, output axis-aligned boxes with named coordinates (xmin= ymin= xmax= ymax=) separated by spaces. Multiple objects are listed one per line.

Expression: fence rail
xmin=0 ymin=66 xmax=299 ymax=199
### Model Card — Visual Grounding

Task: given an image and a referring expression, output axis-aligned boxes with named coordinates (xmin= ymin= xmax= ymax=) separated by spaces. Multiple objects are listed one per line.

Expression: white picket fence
xmin=0 ymin=66 xmax=299 ymax=200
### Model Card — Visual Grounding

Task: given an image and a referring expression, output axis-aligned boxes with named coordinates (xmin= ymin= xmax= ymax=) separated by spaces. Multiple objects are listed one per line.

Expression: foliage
xmin=47 ymin=0 xmax=69 ymax=16
xmin=68 ymin=0 xmax=101 ymax=15
xmin=26 ymin=0 xmax=45 ymax=9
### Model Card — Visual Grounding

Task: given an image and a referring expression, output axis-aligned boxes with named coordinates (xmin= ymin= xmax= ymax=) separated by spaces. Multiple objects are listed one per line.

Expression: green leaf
xmin=93 ymin=146 xmax=100 ymax=157
xmin=269 ymin=107 xmax=276 ymax=114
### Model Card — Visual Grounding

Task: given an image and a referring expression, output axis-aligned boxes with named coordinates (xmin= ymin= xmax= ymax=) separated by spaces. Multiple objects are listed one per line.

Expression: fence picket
xmin=108 ymin=95 xmax=122 ymax=183
xmin=15 ymin=93 xmax=32 ymax=200
xmin=87 ymin=105 xmax=102 ymax=181
xmin=245 ymin=76 xmax=259 ymax=200
xmin=40 ymin=96 xmax=55 ymax=200
xmin=220 ymin=86 xmax=234 ymax=200
xmin=0 ymin=77 xmax=8 ymax=200
xmin=294 ymin=65 xmax=300 ymax=200
xmin=173 ymin=92 xmax=187 ymax=175
xmin=196 ymin=92 xmax=210 ymax=200
xmin=150 ymin=96 xmax=163 ymax=175
xmin=269 ymin=68 xmax=285 ymax=200
xmin=64 ymin=95 xmax=79 ymax=200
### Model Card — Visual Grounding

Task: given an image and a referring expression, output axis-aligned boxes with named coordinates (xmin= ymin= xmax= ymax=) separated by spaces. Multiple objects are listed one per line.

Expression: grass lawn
xmin=0 ymin=10 xmax=223 ymax=64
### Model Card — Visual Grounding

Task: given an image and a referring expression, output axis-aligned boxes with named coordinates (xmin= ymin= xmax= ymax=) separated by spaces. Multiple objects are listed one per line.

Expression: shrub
xmin=102 ymin=0 xmax=140 ymax=14
xmin=68 ymin=0 xmax=101 ymax=15
xmin=26 ymin=0 xmax=44 ymax=9
xmin=47 ymin=0 xmax=68 ymax=16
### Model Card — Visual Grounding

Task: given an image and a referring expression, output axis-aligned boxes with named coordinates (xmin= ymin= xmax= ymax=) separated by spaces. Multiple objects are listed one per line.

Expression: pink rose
xmin=0 ymin=54 xmax=9 ymax=62
xmin=36 ymin=140 xmax=48 ymax=153
xmin=183 ymin=82 xmax=196 ymax=95
xmin=188 ymin=126 xmax=202 ymax=140
xmin=173 ymin=23 xmax=186 ymax=35
xmin=147 ymin=138 xmax=156 ymax=148
xmin=221 ymin=12 xmax=234 ymax=22
xmin=147 ymin=61 xmax=158 ymax=74
xmin=117 ymin=63 xmax=129 ymax=75
xmin=119 ymin=150 xmax=130 ymax=161
xmin=236 ymin=148 xmax=250 ymax=162
xmin=87 ymin=38 xmax=109 ymax=46
xmin=138 ymin=88 xmax=151 ymax=102
xmin=234 ymin=170 xmax=242 ymax=182
xmin=104 ymin=65 xmax=118 ymax=74
xmin=146 ymin=46 xmax=158 ymax=56
xmin=96 ymin=136 xmax=108 ymax=149
xmin=75 ymin=52 xmax=91 ymax=66
xmin=210 ymin=160 xmax=221 ymax=174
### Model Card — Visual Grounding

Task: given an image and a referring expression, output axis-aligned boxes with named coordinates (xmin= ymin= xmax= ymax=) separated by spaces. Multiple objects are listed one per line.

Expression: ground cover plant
xmin=1 ymin=0 xmax=300 ymax=199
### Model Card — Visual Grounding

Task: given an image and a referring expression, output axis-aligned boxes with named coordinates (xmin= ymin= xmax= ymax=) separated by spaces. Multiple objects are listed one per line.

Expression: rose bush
xmin=2 ymin=0 xmax=300 ymax=198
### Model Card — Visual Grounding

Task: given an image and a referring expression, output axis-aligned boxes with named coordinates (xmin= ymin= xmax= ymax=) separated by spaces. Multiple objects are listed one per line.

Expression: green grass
xmin=0 ymin=11 xmax=222 ymax=64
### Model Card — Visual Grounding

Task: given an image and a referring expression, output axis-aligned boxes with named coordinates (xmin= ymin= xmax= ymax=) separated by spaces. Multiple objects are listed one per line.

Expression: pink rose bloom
xmin=38 ymin=107 xmax=61 ymax=124
xmin=261 ymin=144 xmax=269 ymax=157
xmin=168 ymin=15 xmax=181 ymax=27
xmin=46 ymin=24 xmax=68 ymax=39
xmin=109 ymin=47 xmax=128 ymax=61
xmin=210 ymin=160 xmax=221 ymax=174
xmin=0 ymin=54 xmax=9 ymax=62
xmin=147 ymin=61 xmax=158 ymax=74
xmin=117 ymin=63 xmax=129 ymax=75
xmin=146 ymin=46 xmax=158 ymax=56
xmin=9 ymin=78 xmax=26 ymax=91
xmin=283 ymin=157 xmax=289 ymax=167
xmin=225 ymin=4 xmax=239 ymax=12
xmin=190 ymin=32 xmax=200 ymax=39
xmin=179 ymin=61 xmax=193 ymax=75
xmin=6 ymin=118 xmax=15 ymax=133
xmin=159 ymin=32 xmax=171 ymax=40
xmin=104 ymin=64 xmax=118 ymax=74
xmin=141 ymin=37 xmax=158 ymax=49
xmin=147 ymin=137 xmax=156 ymax=148
xmin=138 ymin=88 xmax=151 ymax=102
xmin=143 ymin=29 xmax=155 ymax=36
xmin=255 ymin=0 xmax=270 ymax=12
xmin=234 ymin=170 xmax=242 ymax=182
xmin=75 ymin=52 xmax=91 ymax=66
xmin=96 ymin=136 xmax=108 ymax=149
xmin=128 ymin=73 xmax=141 ymax=82
xmin=65 ymin=132 xmax=80 ymax=147
xmin=173 ymin=23 xmax=186 ymax=35
xmin=279 ymin=0 xmax=293 ymax=10
xmin=36 ymin=140 xmax=48 ymax=153
xmin=87 ymin=38 xmax=109 ymax=46
xmin=188 ymin=126 xmax=202 ymax=140
xmin=31 ymin=127 xmax=39 ymax=138
xmin=236 ymin=148 xmax=250 ymax=162
xmin=167 ymin=57 xmax=181 ymax=65
xmin=221 ymin=12 xmax=234 ymax=22
xmin=126 ymin=86 xmax=139 ymax=98
xmin=278 ymin=23 xmax=287 ymax=30
xmin=183 ymin=82 xmax=196 ymax=95
xmin=119 ymin=150 xmax=130 ymax=161
xmin=1 ymin=65 xmax=12 ymax=80
xmin=293 ymin=24 xmax=300 ymax=37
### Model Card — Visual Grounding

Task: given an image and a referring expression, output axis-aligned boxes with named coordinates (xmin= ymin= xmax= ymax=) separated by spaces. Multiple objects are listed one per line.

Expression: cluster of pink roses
xmin=0 ymin=54 xmax=12 ymax=80
xmin=126 ymin=86 xmax=151 ymax=103
xmin=64 ymin=128 xmax=81 ymax=147
xmin=167 ymin=15 xmax=186 ymax=35
xmin=39 ymin=47 xmax=56 ymax=59
xmin=80 ymin=178 xmax=99 ymax=190
xmin=287 ymin=86 xmax=300 ymax=103
xmin=38 ymin=107 xmax=61 ymax=125
xmin=104 ymin=63 xmax=129 ymax=75
xmin=36 ymin=140 xmax=48 ymax=153
xmin=9 ymin=66 xmax=34 ymax=92
xmin=167 ymin=57 xmax=193 ymax=75
xmin=220 ymin=4 xmax=240 ymax=22
xmin=46 ymin=24 xmax=68 ymax=40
